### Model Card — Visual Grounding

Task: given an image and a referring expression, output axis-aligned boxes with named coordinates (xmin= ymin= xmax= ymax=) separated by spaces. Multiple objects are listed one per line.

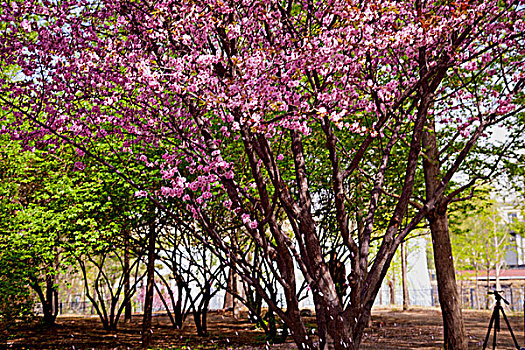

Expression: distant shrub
xmin=0 ymin=248 xmax=35 ymax=342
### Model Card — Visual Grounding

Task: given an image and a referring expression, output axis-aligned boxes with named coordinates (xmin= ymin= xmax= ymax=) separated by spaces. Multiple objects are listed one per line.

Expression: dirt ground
xmin=5 ymin=307 xmax=525 ymax=349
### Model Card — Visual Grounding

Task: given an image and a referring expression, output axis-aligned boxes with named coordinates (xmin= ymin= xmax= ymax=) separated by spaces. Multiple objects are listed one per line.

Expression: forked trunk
xmin=30 ymin=273 xmax=59 ymax=327
xmin=423 ymin=118 xmax=467 ymax=350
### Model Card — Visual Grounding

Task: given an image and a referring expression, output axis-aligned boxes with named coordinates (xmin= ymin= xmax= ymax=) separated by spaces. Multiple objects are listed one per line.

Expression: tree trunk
xmin=401 ymin=242 xmax=410 ymax=310
xmin=222 ymin=267 xmax=233 ymax=310
xmin=174 ymin=276 xmax=185 ymax=328
xmin=474 ymin=263 xmax=479 ymax=309
xmin=223 ymin=267 xmax=235 ymax=310
xmin=124 ymin=227 xmax=132 ymax=323
xmin=495 ymin=262 xmax=501 ymax=291
xmin=30 ymin=273 xmax=58 ymax=327
xmin=223 ymin=267 xmax=244 ymax=318
xmin=494 ymin=232 xmax=502 ymax=291
xmin=388 ymin=277 xmax=396 ymax=305
xmin=43 ymin=273 xmax=59 ymax=326
xmin=428 ymin=213 xmax=467 ymax=349
xmin=423 ymin=119 xmax=467 ymax=350
xmin=142 ymin=220 xmax=157 ymax=348
xmin=195 ymin=281 xmax=211 ymax=336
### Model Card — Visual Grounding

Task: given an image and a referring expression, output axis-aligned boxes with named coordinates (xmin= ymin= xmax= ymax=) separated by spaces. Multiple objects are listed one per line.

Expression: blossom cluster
xmin=1 ymin=0 xmax=523 ymax=227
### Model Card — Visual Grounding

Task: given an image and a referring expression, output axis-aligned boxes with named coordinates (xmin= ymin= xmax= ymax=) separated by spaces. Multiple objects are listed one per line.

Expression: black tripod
xmin=483 ymin=290 xmax=520 ymax=350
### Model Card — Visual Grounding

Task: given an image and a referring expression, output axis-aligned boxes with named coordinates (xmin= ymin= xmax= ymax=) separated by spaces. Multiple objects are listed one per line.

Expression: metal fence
xmin=35 ymin=293 xmax=226 ymax=316
xmin=33 ymin=300 xmax=97 ymax=315
xmin=457 ymin=284 xmax=525 ymax=311
xmin=374 ymin=284 xmax=525 ymax=311
xmin=37 ymin=285 xmax=525 ymax=317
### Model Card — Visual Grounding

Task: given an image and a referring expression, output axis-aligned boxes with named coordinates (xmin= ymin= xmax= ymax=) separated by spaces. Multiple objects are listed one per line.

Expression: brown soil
xmin=5 ymin=307 xmax=525 ymax=349
xmin=362 ymin=307 xmax=524 ymax=349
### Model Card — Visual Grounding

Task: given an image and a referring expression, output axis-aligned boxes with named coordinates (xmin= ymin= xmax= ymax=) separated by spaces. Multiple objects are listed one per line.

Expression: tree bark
xmin=388 ymin=276 xmax=396 ymax=305
xmin=423 ymin=119 xmax=468 ymax=350
xmin=30 ymin=273 xmax=58 ymax=327
xmin=44 ymin=273 xmax=58 ymax=326
xmin=473 ymin=262 xmax=479 ymax=309
xmin=401 ymin=242 xmax=410 ymax=310
xmin=428 ymin=212 xmax=467 ymax=349
xmin=124 ymin=227 xmax=132 ymax=323
xmin=223 ymin=267 xmax=238 ymax=316
xmin=142 ymin=220 xmax=157 ymax=348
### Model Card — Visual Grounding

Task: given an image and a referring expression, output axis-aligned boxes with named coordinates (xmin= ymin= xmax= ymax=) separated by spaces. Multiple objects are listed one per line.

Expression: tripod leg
xmin=483 ymin=308 xmax=497 ymax=350
xmin=500 ymin=307 xmax=520 ymax=350
xmin=492 ymin=319 xmax=497 ymax=350
xmin=493 ymin=308 xmax=501 ymax=350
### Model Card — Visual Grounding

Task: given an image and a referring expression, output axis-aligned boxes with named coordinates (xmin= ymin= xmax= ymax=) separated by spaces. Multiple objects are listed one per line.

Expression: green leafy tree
xmin=0 ymin=137 xmax=148 ymax=327
xmin=450 ymin=188 xmax=512 ymax=307
xmin=0 ymin=138 xmax=38 ymax=331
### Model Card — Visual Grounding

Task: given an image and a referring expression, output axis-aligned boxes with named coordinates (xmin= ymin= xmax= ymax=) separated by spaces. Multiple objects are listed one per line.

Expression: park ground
xmin=5 ymin=307 xmax=525 ymax=349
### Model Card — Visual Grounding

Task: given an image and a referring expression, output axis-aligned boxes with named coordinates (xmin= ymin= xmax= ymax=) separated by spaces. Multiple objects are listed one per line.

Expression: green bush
xmin=0 ymin=248 xmax=35 ymax=342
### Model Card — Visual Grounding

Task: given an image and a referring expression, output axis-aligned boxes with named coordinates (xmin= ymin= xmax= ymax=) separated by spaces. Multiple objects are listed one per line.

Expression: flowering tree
xmin=2 ymin=0 xmax=524 ymax=349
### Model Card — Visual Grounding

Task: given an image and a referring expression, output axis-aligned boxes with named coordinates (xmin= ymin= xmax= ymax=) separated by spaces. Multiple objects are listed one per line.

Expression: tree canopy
xmin=1 ymin=1 xmax=524 ymax=349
